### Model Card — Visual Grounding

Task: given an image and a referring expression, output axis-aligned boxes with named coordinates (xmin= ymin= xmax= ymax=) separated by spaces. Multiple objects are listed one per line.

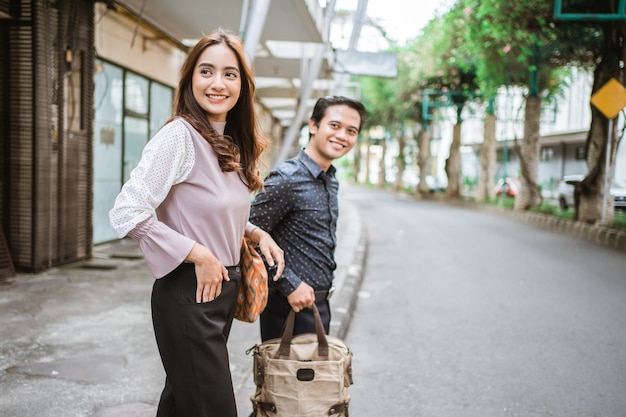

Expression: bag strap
xmin=278 ymin=303 xmax=329 ymax=357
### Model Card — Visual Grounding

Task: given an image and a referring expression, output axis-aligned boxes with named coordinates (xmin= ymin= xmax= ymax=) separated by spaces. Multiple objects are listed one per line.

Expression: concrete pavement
xmin=0 ymin=193 xmax=367 ymax=417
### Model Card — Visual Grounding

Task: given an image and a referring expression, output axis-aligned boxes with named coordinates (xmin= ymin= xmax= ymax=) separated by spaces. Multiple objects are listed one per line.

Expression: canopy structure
xmin=115 ymin=0 xmax=334 ymax=127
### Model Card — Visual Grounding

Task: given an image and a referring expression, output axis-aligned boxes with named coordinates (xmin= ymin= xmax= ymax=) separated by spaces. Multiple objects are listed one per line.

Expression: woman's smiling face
xmin=192 ymin=43 xmax=241 ymax=122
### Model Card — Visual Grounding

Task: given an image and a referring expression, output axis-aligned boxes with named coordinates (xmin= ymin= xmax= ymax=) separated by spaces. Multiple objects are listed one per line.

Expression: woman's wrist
xmin=249 ymin=227 xmax=260 ymax=244
xmin=186 ymin=242 xmax=214 ymax=264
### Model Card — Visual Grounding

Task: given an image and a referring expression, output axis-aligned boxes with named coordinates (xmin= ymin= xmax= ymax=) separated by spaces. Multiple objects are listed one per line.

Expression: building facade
xmin=1 ymin=0 xmax=96 ymax=275
xmin=1 ymin=0 xmax=329 ymax=277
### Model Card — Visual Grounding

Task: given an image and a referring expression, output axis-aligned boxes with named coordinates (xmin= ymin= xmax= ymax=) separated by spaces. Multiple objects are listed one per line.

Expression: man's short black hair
xmin=310 ymin=96 xmax=367 ymax=132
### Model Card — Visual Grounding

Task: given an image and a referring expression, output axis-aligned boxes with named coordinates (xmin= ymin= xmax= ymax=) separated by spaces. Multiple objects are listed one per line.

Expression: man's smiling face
xmin=305 ymin=104 xmax=361 ymax=171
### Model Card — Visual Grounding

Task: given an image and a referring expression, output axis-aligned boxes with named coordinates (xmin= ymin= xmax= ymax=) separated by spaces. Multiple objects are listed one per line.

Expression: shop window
xmin=92 ymin=59 xmax=173 ymax=244
xmin=540 ymin=147 xmax=554 ymax=161
xmin=150 ymin=82 xmax=173 ymax=138
xmin=125 ymin=72 xmax=149 ymax=116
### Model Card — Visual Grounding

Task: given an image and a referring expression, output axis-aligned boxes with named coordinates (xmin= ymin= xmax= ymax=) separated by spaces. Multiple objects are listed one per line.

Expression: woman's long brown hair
xmin=171 ymin=27 xmax=268 ymax=192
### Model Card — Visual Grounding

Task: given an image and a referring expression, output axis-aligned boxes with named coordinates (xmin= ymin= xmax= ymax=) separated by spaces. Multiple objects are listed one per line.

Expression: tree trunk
xmin=377 ymin=139 xmax=387 ymax=188
xmin=445 ymin=121 xmax=462 ymax=198
xmin=394 ymin=132 xmax=406 ymax=191
xmin=352 ymin=135 xmax=363 ymax=183
xmin=476 ymin=112 xmax=497 ymax=202
xmin=417 ymin=128 xmax=431 ymax=196
xmin=513 ymin=95 xmax=542 ymax=210
xmin=576 ymin=22 xmax=626 ymax=224
xmin=578 ymin=98 xmax=618 ymax=224
xmin=364 ymin=141 xmax=372 ymax=185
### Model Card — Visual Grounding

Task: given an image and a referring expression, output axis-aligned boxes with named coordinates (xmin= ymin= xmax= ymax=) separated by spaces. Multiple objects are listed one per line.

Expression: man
xmin=249 ymin=95 xmax=366 ymax=341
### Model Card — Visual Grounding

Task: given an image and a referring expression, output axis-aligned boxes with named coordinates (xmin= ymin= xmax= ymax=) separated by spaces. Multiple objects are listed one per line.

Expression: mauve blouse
xmin=109 ymin=118 xmax=257 ymax=278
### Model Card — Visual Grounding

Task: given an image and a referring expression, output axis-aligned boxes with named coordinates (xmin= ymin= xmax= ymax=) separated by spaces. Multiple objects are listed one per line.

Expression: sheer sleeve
xmin=109 ymin=120 xmax=197 ymax=277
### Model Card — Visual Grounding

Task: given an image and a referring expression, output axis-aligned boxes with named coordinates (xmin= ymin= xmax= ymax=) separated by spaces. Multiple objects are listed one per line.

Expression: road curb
xmin=329 ymin=229 xmax=368 ymax=340
xmin=329 ymin=196 xmax=369 ymax=340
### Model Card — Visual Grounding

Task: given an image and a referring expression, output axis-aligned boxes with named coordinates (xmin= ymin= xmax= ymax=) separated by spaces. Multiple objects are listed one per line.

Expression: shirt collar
xmin=297 ymin=149 xmax=336 ymax=178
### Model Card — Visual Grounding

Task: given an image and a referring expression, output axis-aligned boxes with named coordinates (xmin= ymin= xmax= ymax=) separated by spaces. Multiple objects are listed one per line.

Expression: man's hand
xmin=249 ymin=228 xmax=285 ymax=281
xmin=287 ymin=282 xmax=315 ymax=313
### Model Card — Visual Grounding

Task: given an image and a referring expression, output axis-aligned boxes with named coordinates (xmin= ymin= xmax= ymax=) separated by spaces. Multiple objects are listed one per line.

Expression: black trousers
xmin=152 ymin=262 xmax=241 ymax=417
xmin=259 ymin=291 xmax=330 ymax=342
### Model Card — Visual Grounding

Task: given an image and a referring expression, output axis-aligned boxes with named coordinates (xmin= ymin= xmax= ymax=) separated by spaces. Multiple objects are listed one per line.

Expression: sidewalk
xmin=0 ymin=192 xmax=367 ymax=417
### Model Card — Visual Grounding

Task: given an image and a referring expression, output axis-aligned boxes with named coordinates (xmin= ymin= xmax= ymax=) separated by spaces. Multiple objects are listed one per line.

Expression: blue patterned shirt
xmin=249 ymin=150 xmax=338 ymax=296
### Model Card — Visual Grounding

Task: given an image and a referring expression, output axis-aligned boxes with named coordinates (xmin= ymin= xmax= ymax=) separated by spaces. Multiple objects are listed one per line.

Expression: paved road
xmin=344 ymin=185 xmax=626 ymax=417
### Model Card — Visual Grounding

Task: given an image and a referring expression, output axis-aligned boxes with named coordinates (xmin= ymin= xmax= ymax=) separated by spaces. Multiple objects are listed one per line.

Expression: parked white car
xmin=557 ymin=174 xmax=626 ymax=210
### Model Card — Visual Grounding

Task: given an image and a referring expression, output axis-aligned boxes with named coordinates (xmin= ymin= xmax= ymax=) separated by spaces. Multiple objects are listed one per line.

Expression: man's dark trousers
xmin=259 ymin=291 xmax=330 ymax=341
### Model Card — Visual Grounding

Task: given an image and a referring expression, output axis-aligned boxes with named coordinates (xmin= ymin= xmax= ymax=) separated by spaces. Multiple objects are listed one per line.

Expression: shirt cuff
xmin=130 ymin=219 xmax=196 ymax=278
xmin=274 ymin=270 xmax=302 ymax=296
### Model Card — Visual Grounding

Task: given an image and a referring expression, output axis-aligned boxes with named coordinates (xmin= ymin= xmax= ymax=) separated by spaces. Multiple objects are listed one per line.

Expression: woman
xmin=109 ymin=28 xmax=284 ymax=417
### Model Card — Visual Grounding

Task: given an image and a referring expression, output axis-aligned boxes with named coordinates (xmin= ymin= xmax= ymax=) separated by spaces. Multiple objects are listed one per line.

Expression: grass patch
xmin=614 ymin=210 xmax=626 ymax=229
xmin=485 ymin=196 xmax=516 ymax=209
xmin=530 ymin=203 xmax=561 ymax=216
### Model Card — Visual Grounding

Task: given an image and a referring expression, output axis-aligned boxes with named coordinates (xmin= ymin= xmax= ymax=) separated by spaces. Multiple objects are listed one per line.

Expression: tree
xmin=436 ymin=4 xmax=481 ymax=198
xmin=461 ymin=0 xmax=568 ymax=210
xmin=573 ymin=17 xmax=624 ymax=224
xmin=402 ymin=7 xmax=481 ymax=198
xmin=475 ymin=99 xmax=498 ymax=201
xmin=354 ymin=0 xmax=612 ymax=221
xmin=359 ymin=42 xmax=422 ymax=190
xmin=463 ymin=0 xmax=620 ymax=223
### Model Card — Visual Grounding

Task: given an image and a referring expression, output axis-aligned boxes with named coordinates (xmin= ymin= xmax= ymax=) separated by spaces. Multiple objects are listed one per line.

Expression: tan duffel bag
xmin=247 ymin=304 xmax=353 ymax=416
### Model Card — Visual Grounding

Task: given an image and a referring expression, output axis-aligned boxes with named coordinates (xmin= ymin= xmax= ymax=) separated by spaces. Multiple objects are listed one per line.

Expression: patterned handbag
xmin=235 ymin=237 xmax=269 ymax=322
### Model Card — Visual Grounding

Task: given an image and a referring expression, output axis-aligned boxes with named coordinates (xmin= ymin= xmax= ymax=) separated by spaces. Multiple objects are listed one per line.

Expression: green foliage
xmin=360 ymin=75 xmax=402 ymax=126
xmin=354 ymin=0 xmax=604 ymax=150
xmin=613 ymin=210 xmax=626 ymax=229
xmin=458 ymin=0 xmax=600 ymax=99
xmin=356 ymin=0 xmax=604 ymax=115
xmin=485 ymin=195 xmax=516 ymax=209
xmin=464 ymin=176 xmax=478 ymax=187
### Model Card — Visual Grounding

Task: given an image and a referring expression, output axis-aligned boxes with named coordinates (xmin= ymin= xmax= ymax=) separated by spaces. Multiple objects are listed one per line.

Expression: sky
xmin=332 ymin=0 xmax=455 ymax=48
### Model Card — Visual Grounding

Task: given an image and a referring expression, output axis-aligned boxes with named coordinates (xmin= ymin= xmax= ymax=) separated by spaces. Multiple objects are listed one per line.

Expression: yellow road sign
xmin=590 ymin=78 xmax=626 ymax=119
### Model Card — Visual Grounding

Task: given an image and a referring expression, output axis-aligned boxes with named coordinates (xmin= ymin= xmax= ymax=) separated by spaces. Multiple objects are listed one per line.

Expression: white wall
xmin=94 ymin=4 xmax=186 ymax=88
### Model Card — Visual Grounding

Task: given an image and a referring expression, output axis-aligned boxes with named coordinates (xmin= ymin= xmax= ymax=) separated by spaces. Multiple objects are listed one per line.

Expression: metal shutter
xmin=5 ymin=0 xmax=95 ymax=272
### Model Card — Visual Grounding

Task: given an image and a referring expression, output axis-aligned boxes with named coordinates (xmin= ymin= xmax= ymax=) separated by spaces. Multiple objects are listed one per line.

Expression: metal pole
xmin=274 ymin=45 xmax=326 ymax=166
xmin=273 ymin=0 xmax=337 ymax=166
xmin=601 ymin=118 xmax=613 ymax=224
xmin=242 ymin=0 xmax=271 ymax=63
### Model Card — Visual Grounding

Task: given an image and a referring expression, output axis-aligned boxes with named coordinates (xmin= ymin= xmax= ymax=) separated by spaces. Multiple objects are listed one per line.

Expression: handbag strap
xmin=278 ymin=303 xmax=329 ymax=357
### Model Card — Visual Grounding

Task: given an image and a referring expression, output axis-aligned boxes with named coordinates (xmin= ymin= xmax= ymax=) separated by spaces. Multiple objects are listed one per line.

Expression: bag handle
xmin=278 ymin=303 xmax=329 ymax=357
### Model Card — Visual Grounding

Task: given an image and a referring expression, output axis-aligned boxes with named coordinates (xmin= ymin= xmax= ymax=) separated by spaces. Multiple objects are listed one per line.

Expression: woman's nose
xmin=212 ymin=74 xmax=225 ymax=88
